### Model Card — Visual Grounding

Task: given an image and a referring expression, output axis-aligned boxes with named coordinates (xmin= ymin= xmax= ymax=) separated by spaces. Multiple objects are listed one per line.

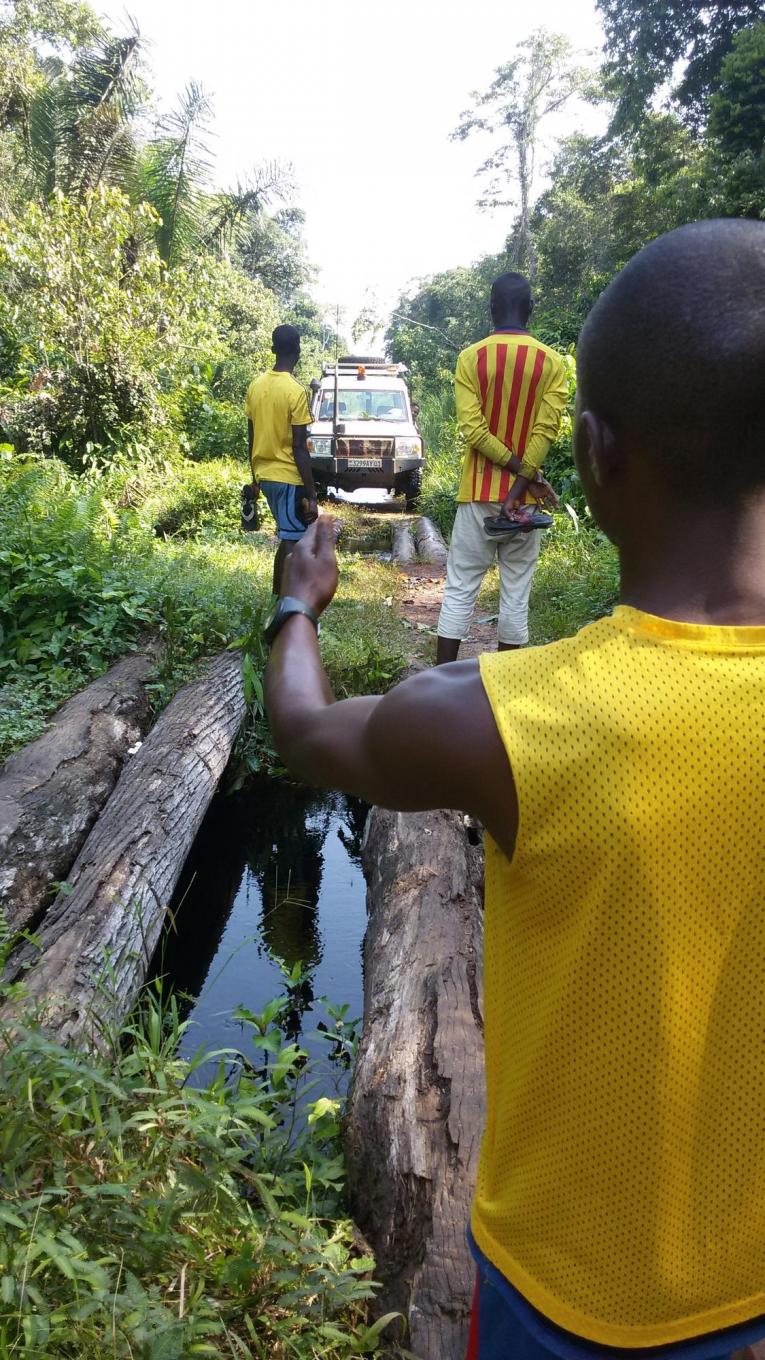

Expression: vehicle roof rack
xmin=321 ymin=356 xmax=406 ymax=378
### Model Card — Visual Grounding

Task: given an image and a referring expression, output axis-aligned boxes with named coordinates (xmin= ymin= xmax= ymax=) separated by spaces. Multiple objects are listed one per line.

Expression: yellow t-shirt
xmin=245 ymin=370 xmax=311 ymax=485
xmin=475 ymin=607 xmax=765 ymax=1347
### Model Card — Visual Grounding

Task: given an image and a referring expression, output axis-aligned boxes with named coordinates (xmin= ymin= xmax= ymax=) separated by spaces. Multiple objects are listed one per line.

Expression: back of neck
xmin=619 ymin=498 xmax=765 ymax=626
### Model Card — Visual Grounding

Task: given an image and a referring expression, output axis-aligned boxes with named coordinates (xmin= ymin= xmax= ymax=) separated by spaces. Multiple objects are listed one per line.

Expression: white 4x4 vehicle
xmin=308 ymin=356 xmax=424 ymax=509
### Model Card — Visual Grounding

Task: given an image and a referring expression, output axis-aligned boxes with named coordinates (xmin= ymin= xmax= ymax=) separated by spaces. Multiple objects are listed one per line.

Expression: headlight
xmin=396 ymin=437 xmax=423 ymax=457
xmin=308 ymin=437 xmax=333 ymax=458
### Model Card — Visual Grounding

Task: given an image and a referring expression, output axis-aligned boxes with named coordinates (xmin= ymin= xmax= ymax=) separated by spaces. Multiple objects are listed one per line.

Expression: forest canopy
xmin=388 ymin=3 xmax=765 ymax=397
xmin=0 ymin=0 xmax=342 ymax=470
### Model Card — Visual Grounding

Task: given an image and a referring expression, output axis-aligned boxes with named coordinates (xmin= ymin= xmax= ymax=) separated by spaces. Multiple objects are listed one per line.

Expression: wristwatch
xmin=262 ymin=596 xmax=319 ymax=646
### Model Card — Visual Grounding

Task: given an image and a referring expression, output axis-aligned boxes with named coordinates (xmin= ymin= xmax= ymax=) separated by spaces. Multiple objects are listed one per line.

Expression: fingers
xmin=314 ymin=514 xmax=337 ymax=556
xmin=299 ymin=519 xmax=320 ymax=551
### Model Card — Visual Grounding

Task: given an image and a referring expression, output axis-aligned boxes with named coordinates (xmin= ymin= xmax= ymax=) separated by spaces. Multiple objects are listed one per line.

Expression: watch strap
xmin=263 ymin=596 xmax=319 ymax=645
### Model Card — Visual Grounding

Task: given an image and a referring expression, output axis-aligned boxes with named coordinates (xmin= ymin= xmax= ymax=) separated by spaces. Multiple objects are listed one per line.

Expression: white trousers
xmin=437 ymin=501 xmax=541 ymax=646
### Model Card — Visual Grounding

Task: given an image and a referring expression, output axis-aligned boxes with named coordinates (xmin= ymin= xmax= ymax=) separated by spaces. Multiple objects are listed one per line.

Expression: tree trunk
xmin=0 ymin=654 xmax=154 ymax=936
xmin=414 ymin=516 xmax=448 ymax=566
xmin=345 ymin=807 xmax=485 ymax=1360
xmin=391 ymin=520 xmax=417 ymax=565
xmin=1 ymin=650 xmax=245 ymax=1047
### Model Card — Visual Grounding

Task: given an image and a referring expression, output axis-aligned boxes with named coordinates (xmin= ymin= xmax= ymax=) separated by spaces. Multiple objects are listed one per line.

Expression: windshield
xmin=317 ymin=389 xmax=408 ymax=422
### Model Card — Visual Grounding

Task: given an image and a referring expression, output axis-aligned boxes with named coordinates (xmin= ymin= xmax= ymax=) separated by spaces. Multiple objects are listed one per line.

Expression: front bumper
xmin=310 ymin=453 xmax=422 ymax=485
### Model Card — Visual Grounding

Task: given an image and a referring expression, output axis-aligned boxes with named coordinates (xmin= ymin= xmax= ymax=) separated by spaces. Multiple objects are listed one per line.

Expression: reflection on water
xmin=156 ymin=780 xmax=368 ymax=1065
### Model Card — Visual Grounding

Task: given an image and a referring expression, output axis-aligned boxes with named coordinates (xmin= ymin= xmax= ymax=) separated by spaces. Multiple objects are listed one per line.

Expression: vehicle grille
xmin=336 ymin=437 xmax=395 ymax=459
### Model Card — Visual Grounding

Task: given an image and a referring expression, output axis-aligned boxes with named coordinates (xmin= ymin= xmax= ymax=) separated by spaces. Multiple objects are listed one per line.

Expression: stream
xmin=157 ymin=779 xmax=369 ymax=1071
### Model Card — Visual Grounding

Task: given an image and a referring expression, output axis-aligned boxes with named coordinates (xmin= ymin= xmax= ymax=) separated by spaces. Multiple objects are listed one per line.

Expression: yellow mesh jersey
xmin=245 ymin=371 xmax=311 ymax=485
xmin=455 ymin=334 xmax=568 ymax=504
xmin=475 ymin=606 xmax=765 ymax=1348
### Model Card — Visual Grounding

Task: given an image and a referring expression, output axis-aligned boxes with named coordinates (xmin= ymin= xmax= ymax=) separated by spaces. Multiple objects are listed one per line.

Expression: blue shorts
xmin=467 ymin=1230 xmax=765 ymax=1360
xmin=259 ymin=480 xmax=307 ymax=542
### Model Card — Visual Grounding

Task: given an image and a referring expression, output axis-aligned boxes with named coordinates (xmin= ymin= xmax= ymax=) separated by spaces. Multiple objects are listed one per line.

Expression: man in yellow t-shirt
xmin=261 ymin=219 xmax=765 ymax=1360
xmin=244 ymin=324 xmax=316 ymax=594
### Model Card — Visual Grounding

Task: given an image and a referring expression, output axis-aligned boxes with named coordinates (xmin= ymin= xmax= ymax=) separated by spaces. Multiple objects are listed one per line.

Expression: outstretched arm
xmin=263 ymin=519 xmax=519 ymax=860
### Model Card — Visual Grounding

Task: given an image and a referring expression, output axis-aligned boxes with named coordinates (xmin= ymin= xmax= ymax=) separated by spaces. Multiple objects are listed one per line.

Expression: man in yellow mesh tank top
xmin=261 ymin=219 xmax=765 ymax=1360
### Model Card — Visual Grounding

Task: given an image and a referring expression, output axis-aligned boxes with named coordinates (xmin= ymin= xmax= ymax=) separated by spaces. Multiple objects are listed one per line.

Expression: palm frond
xmin=139 ymin=81 xmax=213 ymax=264
xmin=60 ymin=28 xmax=144 ymax=194
xmin=202 ymin=160 xmax=294 ymax=257
xmin=26 ymin=76 xmax=62 ymax=196
xmin=22 ymin=26 xmax=145 ymax=200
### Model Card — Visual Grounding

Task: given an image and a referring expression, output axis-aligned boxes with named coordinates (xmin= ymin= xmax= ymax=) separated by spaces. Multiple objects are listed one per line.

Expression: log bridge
xmin=0 ymin=650 xmax=245 ymax=1046
xmin=346 ymin=806 xmax=485 ymax=1360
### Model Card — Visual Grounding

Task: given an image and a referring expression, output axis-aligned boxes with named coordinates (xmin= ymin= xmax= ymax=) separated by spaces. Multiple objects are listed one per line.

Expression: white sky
xmin=99 ymin=0 xmax=606 ymax=336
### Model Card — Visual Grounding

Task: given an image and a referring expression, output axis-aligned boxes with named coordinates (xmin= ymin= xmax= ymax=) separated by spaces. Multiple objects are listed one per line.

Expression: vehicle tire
xmin=313 ymin=477 xmax=328 ymax=502
xmin=402 ymin=469 xmax=422 ymax=513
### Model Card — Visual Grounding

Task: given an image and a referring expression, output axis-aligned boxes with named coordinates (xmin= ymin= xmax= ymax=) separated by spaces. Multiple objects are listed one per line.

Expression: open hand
xmin=282 ymin=516 xmax=339 ymax=616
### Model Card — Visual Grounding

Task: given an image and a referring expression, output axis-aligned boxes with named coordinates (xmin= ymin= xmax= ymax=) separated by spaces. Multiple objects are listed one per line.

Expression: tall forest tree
xmin=598 ymin=0 xmax=765 ymax=130
xmin=451 ymin=29 xmax=595 ymax=278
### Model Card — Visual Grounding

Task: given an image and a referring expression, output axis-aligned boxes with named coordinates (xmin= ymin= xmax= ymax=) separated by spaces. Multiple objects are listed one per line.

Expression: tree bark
xmin=391 ymin=519 xmax=417 ymax=565
xmin=0 ymin=654 xmax=154 ymax=936
xmin=413 ymin=516 xmax=448 ymax=566
xmin=345 ymin=807 xmax=485 ymax=1360
xmin=1 ymin=650 xmax=245 ymax=1047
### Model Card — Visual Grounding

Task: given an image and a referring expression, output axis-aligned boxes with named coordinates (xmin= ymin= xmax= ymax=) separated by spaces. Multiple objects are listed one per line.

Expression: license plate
xmin=347 ymin=458 xmax=382 ymax=469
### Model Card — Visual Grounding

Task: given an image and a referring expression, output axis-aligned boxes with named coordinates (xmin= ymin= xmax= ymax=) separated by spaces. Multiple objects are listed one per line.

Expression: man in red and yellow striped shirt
xmin=436 ymin=273 xmax=568 ymax=663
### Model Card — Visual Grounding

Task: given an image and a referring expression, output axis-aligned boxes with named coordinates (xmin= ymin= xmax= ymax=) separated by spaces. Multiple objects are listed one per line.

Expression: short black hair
xmin=578 ymin=218 xmax=765 ymax=503
xmin=490 ymin=272 xmax=532 ymax=322
xmin=272 ymin=324 xmax=301 ymax=358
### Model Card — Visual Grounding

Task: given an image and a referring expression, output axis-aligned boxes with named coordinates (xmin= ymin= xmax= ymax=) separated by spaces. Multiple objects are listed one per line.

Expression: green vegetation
xmin=529 ymin=521 xmax=619 ymax=644
xmin=390 ymin=3 xmax=765 ymax=501
xmin=0 ymin=965 xmax=403 ymax=1358
xmin=0 ymin=455 xmax=406 ymax=763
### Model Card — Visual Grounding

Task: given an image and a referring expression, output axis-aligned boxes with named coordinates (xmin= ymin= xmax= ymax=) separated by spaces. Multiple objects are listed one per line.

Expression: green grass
xmin=0 ymin=968 xmax=404 ymax=1359
xmin=529 ymin=518 xmax=619 ymax=643
xmin=0 ymin=457 xmax=408 ymax=762
xmin=418 ymin=429 xmax=463 ymax=540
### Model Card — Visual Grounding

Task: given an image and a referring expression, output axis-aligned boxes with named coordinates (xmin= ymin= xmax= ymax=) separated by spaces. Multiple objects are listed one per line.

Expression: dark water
xmin=156 ymin=781 xmax=369 ymax=1068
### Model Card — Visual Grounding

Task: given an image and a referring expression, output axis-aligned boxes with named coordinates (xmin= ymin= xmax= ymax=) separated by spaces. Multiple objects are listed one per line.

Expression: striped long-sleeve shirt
xmin=455 ymin=331 xmax=569 ymax=503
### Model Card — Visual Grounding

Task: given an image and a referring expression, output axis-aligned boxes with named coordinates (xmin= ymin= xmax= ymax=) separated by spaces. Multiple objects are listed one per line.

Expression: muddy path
xmin=396 ymin=561 xmax=498 ymax=665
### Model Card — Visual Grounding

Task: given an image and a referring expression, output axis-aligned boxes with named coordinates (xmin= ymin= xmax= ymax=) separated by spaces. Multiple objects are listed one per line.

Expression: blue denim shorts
xmin=259 ymin=481 xmax=307 ymax=542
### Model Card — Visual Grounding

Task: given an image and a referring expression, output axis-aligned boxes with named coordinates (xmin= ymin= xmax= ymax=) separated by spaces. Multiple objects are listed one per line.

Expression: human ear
xmin=575 ymin=410 xmax=617 ymax=488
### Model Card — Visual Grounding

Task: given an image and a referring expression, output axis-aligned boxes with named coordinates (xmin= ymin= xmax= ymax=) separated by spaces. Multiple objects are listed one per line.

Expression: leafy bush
xmin=0 ymin=976 xmax=400 ymax=1357
xmin=0 ymin=190 xmax=279 ymax=473
xmin=0 ymin=190 xmax=179 ymax=468
xmin=177 ymin=366 xmax=246 ymax=463
xmin=0 ymin=455 xmax=271 ymax=756
xmin=137 ymin=457 xmax=254 ymax=538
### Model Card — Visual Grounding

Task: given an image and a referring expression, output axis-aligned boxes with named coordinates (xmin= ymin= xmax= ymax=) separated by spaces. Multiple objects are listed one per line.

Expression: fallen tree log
xmin=345 ymin=807 xmax=484 ymax=1360
xmin=414 ymin=515 xmax=448 ymax=566
xmin=391 ymin=519 xmax=417 ymax=565
xmin=1 ymin=650 xmax=245 ymax=1047
xmin=0 ymin=654 xmax=154 ymax=936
